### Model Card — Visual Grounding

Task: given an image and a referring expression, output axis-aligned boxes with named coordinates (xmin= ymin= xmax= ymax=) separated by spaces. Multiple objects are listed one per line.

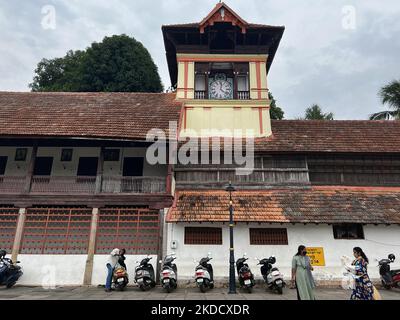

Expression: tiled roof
xmin=162 ymin=22 xmax=283 ymax=29
xmin=265 ymin=120 xmax=400 ymax=153
xmin=0 ymin=92 xmax=181 ymax=141
xmin=1 ymin=92 xmax=400 ymax=153
xmin=167 ymin=187 xmax=400 ymax=224
xmin=184 ymin=120 xmax=400 ymax=153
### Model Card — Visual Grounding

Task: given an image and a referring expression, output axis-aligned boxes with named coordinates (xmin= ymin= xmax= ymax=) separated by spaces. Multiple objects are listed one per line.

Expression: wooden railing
xmin=102 ymin=176 xmax=166 ymax=194
xmin=237 ymin=91 xmax=250 ymax=100
xmin=175 ymin=168 xmax=309 ymax=187
xmin=195 ymin=90 xmax=206 ymax=99
xmin=31 ymin=176 xmax=97 ymax=194
xmin=194 ymin=90 xmax=251 ymax=100
xmin=0 ymin=175 xmax=166 ymax=195
xmin=0 ymin=176 xmax=26 ymax=193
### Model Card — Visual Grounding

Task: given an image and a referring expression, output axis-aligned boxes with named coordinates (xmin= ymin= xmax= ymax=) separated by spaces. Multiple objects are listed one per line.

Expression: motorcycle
xmin=160 ymin=253 xmax=177 ymax=293
xmin=236 ymin=254 xmax=255 ymax=293
xmin=195 ymin=253 xmax=214 ymax=293
xmin=379 ymin=254 xmax=400 ymax=289
xmin=0 ymin=250 xmax=23 ymax=288
xmin=112 ymin=264 xmax=129 ymax=291
xmin=134 ymin=256 xmax=156 ymax=291
xmin=256 ymin=256 xmax=285 ymax=294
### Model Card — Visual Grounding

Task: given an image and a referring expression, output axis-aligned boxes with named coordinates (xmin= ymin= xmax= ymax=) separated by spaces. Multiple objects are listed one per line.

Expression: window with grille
xmin=20 ymin=208 xmax=92 ymax=254
xmin=249 ymin=228 xmax=288 ymax=245
xmin=333 ymin=224 xmax=364 ymax=240
xmin=95 ymin=208 xmax=160 ymax=255
xmin=0 ymin=207 xmax=19 ymax=252
xmin=184 ymin=227 xmax=222 ymax=245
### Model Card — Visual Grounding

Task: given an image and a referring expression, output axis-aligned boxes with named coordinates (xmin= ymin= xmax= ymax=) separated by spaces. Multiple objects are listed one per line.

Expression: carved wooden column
xmin=24 ymin=144 xmax=38 ymax=193
xmin=83 ymin=207 xmax=99 ymax=285
xmin=11 ymin=207 xmax=26 ymax=262
xmin=95 ymin=147 xmax=104 ymax=194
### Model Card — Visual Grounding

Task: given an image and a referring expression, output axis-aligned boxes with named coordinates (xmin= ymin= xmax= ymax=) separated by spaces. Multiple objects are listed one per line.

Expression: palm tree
xmin=304 ymin=104 xmax=334 ymax=120
xmin=369 ymin=80 xmax=400 ymax=120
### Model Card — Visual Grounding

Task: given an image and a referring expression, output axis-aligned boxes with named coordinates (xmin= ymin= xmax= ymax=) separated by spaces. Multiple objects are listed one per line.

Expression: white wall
xmin=0 ymin=147 xmax=32 ymax=176
xmin=166 ymin=223 xmax=400 ymax=281
xmin=16 ymin=255 xmax=87 ymax=286
xmin=0 ymin=146 xmax=167 ymax=177
xmin=91 ymin=254 xmax=158 ymax=286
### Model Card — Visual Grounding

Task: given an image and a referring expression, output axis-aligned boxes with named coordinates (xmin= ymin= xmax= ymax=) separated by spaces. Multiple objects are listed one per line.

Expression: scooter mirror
xmin=207 ymin=252 xmax=212 ymax=257
xmin=159 ymin=260 xmax=163 ymax=264
xmin=243 ymin=253 xmax=247 ymax=257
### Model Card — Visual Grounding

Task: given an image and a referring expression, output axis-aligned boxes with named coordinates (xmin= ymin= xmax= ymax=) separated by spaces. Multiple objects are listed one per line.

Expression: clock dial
xmin=209 ymin=77 xmax=233 ymax=99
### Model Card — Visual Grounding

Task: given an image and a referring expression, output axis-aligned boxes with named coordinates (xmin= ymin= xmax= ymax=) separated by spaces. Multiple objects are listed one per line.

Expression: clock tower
xmin=162 ymin=2 xmax=284 ymax=138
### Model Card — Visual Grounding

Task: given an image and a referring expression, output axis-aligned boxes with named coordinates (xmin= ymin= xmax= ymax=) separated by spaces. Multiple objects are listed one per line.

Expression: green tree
xmin=304 ymin=104 xmax=334 ymax=120
xmin=369 ymin=80 xmax=400 ymax=120
xmin=268 ymin=92 xmax=284 ymax=120
xmin=30 ymin=34 xmax=163 ymax=92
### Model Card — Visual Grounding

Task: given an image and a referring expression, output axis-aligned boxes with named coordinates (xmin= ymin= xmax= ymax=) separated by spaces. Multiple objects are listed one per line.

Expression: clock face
xmin=209 ymin=74 xmax=233 ymax=99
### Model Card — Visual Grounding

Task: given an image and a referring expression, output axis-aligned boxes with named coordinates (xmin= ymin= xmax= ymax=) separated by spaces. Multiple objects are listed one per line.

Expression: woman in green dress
xmin=291 ymin=245 xmax=316 ymax=300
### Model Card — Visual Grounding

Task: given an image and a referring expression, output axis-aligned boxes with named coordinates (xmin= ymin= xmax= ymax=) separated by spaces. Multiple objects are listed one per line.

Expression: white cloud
xmin=0 ymin=0 xmax=399 ymax=119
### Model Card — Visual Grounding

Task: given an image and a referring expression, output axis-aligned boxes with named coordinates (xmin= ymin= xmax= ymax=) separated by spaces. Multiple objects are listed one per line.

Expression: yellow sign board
xmin=306 ymin=247 xmax=325 ymax=266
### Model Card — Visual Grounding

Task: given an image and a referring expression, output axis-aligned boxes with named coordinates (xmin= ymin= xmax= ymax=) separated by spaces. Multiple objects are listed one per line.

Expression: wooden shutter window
xmin=184 ymin=227 xmax=222 ymax=245
xmin=249 ymin=228 xmax=288 ymax=245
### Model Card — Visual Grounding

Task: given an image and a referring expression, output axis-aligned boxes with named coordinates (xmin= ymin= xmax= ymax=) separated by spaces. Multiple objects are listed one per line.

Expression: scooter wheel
xmin=247 ymin=286 xmax=253 ymax=294
xmin=165 ymin=285 xmax=172 ymax=293
xmin=6 ymin=282 xmax=16 ymax=289
xmin=381 ymin=281 xmax=392 ymax=290
xmin=277 ymin=287 xmax=283 ymax=294
xmin=199 ymin=284 xmax=207 ymax=293
xmin=139 ymin=285 xmax=147 ymax=291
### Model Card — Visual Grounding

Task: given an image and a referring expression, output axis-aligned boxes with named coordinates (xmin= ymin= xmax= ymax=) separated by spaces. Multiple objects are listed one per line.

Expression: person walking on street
xmin=291 ymin=245 xmax=316 ymax=300
xmin=105 ymin=248 xmax=121 ymax=292
xmin=347 ymin=247 xmax=374 ymax=300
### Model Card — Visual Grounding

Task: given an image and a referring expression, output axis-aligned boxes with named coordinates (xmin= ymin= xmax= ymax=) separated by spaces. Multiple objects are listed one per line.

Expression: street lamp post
xmin=225 ymin=181 xmax=237 ymax=294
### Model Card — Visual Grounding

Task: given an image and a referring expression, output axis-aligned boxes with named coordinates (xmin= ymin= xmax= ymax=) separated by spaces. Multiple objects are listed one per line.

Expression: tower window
xmin=194 ymin=62 xmax=249 ymax=100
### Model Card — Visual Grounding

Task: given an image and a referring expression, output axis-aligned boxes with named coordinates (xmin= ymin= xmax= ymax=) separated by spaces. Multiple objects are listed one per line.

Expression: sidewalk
xmin=1 ymin=286 xmax=399 ymax=300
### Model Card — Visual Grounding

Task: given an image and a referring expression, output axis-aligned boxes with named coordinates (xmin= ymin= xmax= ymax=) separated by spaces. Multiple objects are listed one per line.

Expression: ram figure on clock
xmin=208 ymin=73 xmax=233 ymax=100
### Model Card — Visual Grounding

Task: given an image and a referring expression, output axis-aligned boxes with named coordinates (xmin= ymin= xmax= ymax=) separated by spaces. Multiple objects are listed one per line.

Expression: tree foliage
xmin=30 ymin=34 xmax=163 ymax=92
xmin=369 ymin=80 xmax=400 ymax=120
xmin=304 ymin=104 xmax=334 ymax=120
xmin=268 ymin=92 xmax=284 ymax=120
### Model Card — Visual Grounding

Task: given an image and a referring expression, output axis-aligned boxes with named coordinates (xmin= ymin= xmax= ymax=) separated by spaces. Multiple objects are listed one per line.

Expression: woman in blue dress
xmin=347 ymin=247 xmax=374 ymax=300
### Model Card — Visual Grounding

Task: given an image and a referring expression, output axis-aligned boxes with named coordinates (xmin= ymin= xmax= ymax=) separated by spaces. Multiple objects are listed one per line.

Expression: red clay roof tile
xmin=167 ymin=187 xmax=400 ymax=224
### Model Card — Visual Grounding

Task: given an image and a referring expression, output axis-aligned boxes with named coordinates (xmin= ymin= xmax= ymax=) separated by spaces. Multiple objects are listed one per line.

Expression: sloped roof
xmin=1 ymin=92 xmax=400 ymax=153
xmin=182 ymin=120 xmax=400 ymax=153
xmin=0 ymin=92 xmax=181 ymax=141
xmin=167 ymin=187 xmax=400 ymax=224
xmin=265 ymin=120 xmax=400 ymax=153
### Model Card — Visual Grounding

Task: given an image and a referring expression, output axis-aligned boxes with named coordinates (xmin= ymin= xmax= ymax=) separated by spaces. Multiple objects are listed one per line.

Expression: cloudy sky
xmin=0 ymin=0 xmax=399 ymax=119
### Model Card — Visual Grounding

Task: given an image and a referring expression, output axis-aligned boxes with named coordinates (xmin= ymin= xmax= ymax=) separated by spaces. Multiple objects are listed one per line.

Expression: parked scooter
xmin=256 ymin=256 xmax=285 ymax=294
xmin=160 ymin=253 xmax=177 ymax=293
xmin=0 ymin=250 xmax=23 ymax=288
xmin=236 ymin=254 xmax=255 ymax=293
xmin=134 ymin=256 xmax=155 ymax=291
xmin=112 ymin=264 xmax=129 ymax=291
xmin=378 ymin=254 xmax=400 ymax=289
xmin=195 ymin=253 xmax=214 ymax=293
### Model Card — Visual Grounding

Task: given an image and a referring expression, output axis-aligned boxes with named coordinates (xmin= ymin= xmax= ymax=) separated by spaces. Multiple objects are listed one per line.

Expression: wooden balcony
xmin=194 ymin=90 xmax=250 ymax=100
xmin=0 ymin=175 xmax=167 ymax=195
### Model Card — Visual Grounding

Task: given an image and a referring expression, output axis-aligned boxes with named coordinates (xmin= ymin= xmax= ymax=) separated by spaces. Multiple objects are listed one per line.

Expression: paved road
xmin=1 ymin=285 xmax=400 ymax=300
